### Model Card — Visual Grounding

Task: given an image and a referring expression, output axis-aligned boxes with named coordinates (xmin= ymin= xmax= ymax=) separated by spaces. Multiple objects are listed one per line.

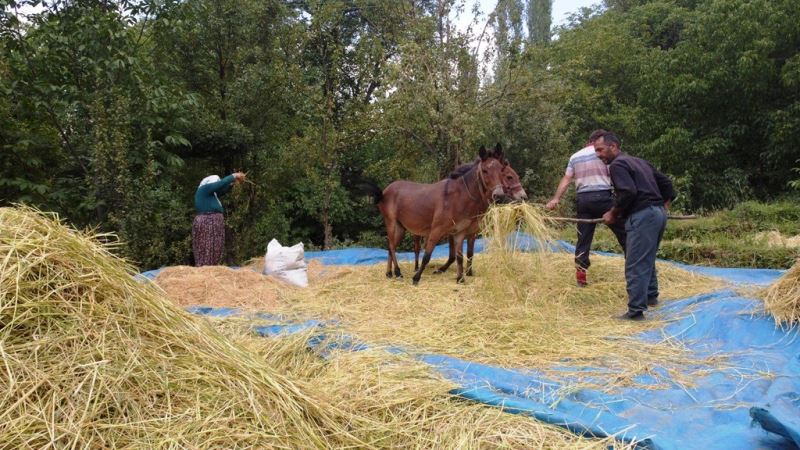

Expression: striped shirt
xmin=565 ymin=145 xmax=613 ymax=193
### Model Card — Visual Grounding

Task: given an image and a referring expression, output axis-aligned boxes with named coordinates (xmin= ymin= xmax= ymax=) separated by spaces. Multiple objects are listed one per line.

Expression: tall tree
xmin=527 ymin=0 xmax=552 ymax=44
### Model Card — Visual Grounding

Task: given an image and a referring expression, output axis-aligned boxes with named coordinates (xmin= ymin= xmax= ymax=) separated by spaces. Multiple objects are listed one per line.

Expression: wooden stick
xmin=548 ymin=214 xmax=697 ymax=224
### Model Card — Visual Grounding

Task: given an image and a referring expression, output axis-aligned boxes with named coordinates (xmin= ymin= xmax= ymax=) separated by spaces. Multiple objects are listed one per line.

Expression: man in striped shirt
xmin=546 ymin=129 xmax=627 ymax=287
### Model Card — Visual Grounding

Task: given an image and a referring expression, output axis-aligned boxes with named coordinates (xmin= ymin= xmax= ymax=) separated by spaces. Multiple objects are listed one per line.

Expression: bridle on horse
xmin=462 ymin=160 xmax=493 ymax=203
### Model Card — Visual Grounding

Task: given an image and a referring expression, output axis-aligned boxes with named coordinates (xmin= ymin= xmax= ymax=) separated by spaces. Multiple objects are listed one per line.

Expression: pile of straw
xmin=755 ymin=231 xmax=800 ymax=248
xmin=760 ymin=260 xmax=800 ymax=326
xmin=250 ymin=203 xmax=727 ymax=390
xmin=155 ymin=265 xmax=284 ymax=310
xmin=0 ymin=206 xmax=348 ymax=448
xmin=218 ymin=323 xmax=630 ymax=449
xmin=154 ymin=260 xmax=349 ymax=311
xmin=1 ymin=206 xmax=626 ymax=448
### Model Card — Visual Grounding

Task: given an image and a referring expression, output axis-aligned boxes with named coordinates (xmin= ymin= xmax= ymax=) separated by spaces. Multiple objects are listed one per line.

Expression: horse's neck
xmin=461 ymin=166 xmax=489 ymax=208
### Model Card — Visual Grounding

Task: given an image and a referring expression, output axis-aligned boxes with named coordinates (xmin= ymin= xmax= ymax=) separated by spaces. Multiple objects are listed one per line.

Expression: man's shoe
xmin=576 ymin=269 xmax=588 ymax=288
xmin=647 ymin=297 xmax=659 ymax=307
xmin=615 ymin=311 xmax=645 ymax=321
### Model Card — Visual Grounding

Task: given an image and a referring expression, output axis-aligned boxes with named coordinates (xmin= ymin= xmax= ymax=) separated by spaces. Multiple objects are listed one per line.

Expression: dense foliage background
xmin=2 ymin=0 xmax=799 ymax=269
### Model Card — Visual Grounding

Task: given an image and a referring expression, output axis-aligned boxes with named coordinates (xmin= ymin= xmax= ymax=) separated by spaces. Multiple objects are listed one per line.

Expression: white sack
xmin=264 ymin=239 xmax=308 ymax=287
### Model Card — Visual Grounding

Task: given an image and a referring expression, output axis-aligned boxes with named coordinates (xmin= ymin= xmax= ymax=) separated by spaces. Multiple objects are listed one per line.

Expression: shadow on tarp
xmin=187 ymin=286 xmax=799 ymax=450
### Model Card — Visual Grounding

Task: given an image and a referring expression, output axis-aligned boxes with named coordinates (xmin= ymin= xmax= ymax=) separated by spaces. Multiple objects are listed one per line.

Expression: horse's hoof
xmin=466 ymin=271 xmax=474 ymax=277
xmin=386 ymin=272 xmax=393 ymax=278
xmin=412 ymin=278 xmax=420 ymax=285
xmin=396 ymin=274 xmax=404 ymax=279
xmin=433 ymin=269 xmax=443 ymax=274
xmin=456 ymin=277 xmax=465 ymax=284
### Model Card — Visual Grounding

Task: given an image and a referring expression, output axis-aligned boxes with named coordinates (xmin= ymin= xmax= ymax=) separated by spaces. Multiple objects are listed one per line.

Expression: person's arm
xmin=198 ymin=175 xmax=236 ymax=198
xmin=546 ymin=173 xmax=573 ymax=210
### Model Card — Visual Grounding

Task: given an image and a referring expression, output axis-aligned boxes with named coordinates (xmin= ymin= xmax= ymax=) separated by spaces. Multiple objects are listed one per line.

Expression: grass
xmin=555 ymin=200 xmax=800 ymax=269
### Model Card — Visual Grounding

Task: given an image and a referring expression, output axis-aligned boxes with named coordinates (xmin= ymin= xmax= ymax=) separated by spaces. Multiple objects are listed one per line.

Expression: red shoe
xmin=576 ymin=269 xmax=587 ymax=287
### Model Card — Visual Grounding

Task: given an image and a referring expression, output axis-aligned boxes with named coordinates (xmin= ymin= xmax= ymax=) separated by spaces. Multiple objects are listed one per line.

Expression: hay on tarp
xmin=761 ymin=260 xmax=800 ymax=326
xmin=220 ymin=203 xmax=724 ymax=391
xmin=216 ymin=322 xmax=633 ymax=449
xmin=0 ymin=206 xmax=352 ymax=448
xmin=154 ymin=261 xmax=350 ymax=311
xmin=0 ymin=206 xmax=627 ymax=449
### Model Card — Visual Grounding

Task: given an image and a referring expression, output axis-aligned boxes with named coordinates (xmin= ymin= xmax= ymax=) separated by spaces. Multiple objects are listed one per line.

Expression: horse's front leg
xmin=453 ymin=232 xmax=467 ymax=283
xmin=412 ymin=230 xmax=443 ymax=285
xmin=466 ymin=233 xmax=476 ymax=276
xmin=434 ymin=235 xmax=456 ymax=274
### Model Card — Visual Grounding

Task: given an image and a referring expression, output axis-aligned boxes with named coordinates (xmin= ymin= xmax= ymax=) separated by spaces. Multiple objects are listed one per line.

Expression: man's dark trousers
xmin=575 ymin=190 xmax=627 ymax=270
xmin=624 ymin=205 xmax=667 ymax=313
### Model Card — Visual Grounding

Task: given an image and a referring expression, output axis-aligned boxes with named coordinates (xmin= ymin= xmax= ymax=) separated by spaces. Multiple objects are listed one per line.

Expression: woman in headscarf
xmin=192 ymin=171 xmax=245 ymax=266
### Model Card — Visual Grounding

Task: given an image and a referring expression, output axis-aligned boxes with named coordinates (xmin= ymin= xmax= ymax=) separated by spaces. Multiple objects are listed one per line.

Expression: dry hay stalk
xmin=760 ymin=260 xmax=800 ymax=326
xmin=755 ymin=231 xmax=800 ymax=248
xmin=155 ymin=265 xmax=284 ymax=310
xmin=154 ymin=261 xmax=350 ymax=312
xmin=0 ymin=206 xmax=359 ymax=448
xmin=214 ymin=321 xmax=635 ymax=449
xmin=252 ymin=203 xmax=727 ymax=391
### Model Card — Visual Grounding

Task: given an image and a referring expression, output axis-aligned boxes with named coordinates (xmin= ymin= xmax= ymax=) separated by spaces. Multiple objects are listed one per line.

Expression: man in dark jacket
xmin=595 ymin=132 xmax=675 ymax=320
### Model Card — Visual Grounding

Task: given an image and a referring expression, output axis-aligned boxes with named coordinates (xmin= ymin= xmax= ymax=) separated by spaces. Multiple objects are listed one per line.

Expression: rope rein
xmin=462 ymin=161 xmax=488 ymax=203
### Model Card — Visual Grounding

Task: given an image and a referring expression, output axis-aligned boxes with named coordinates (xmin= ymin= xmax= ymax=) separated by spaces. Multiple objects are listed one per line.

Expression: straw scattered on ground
xmin=760 ymin=260 xmax=800 ymax=326
xmin=228 ymin=203 xmax=726 ymax=391
xmin=154 ymin=260 xmax=347 ymax=311
xmin=755 ymin=231 xmax=800 ymax=248
xmin=221 ymin=323 xmax=633 ymax=449
xmin=0 ymin=206 xmax=353 ymax=448
xmin=1 ymin=205 xmax=629 ymax=449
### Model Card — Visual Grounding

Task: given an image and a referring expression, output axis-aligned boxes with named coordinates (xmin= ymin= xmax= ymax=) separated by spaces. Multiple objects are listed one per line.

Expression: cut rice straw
xmin=213 ymin=319 xmax=634 ymax=449
xmin=1 ymin=205 xmax=631 ymax=449
xmin=265 ymin=203 xmax=728 ymax=392
xmin=760 ymin=260 xmax=800 ymax=326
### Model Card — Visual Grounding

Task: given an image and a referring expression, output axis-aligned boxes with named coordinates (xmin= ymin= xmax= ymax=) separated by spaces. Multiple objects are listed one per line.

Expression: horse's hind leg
xmin=384 ymin=219 xmax=401 ymax=278
xmin=453 ymin=232 xmax=468 ymax=283
xmin=413 ymin=235 xmax=421 ymax=271
xmin=388 ymin=222 xmax=406 ymax=278
xmin=434 ymin=235 xmax=456 ymax=274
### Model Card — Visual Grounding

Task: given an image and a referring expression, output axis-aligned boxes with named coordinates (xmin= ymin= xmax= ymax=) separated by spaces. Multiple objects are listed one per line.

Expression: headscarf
xmin=199 ymin=175 xmax=221 ymax=187
xmin=199 ymin=175 xmax=222 ymax=208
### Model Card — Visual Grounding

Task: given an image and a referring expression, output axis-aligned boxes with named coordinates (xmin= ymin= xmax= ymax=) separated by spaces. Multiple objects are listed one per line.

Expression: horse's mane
xmin=448 ymin=154 xmax=507 ymax=179
xmin=449 ymin=159 xmax=480 ymax=179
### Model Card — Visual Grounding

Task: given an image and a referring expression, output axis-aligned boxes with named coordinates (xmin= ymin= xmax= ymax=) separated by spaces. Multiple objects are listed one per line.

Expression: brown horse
xmin=365 ymin=144 xmax=513 ymax=284
xmin=412 ymin=163 xmax=528 ymax=276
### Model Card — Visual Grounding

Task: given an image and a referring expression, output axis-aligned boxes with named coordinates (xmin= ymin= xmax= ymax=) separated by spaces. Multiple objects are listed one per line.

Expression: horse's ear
xmin=494 ymin=143 xmax=503 ymax=158
xmin=479 ymin=145 xmax=488 ymax=160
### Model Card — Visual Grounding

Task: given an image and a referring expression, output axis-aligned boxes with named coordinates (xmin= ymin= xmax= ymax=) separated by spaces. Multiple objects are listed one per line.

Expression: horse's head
xmin=478 ymin=143 xmax=509 ymax=202
xmin=501 ymin=165 xmax=528 ymax=202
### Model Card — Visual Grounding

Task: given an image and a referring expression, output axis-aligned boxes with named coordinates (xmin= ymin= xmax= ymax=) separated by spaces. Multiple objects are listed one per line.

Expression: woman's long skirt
xmin=192 ymin=213 xmax=225 ymax=266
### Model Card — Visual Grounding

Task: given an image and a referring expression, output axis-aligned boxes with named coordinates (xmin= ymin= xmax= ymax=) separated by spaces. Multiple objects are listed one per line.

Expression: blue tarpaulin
xmin=147 ymin=239 xmax=798 ymax=449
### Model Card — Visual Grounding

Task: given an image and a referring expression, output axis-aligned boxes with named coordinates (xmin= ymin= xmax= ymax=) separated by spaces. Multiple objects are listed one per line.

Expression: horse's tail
xmin=358 ymin=180 xmax=383 ymax=204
